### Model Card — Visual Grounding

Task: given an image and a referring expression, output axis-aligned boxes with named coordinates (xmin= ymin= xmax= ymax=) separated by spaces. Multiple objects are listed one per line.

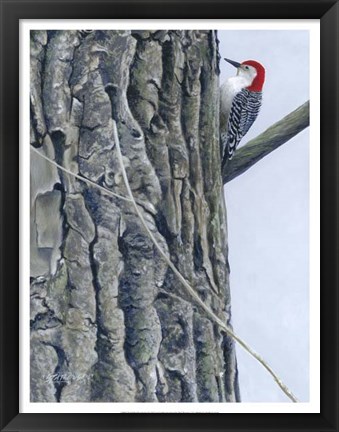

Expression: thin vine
xmin=30 ymin=134 xmax=299 ymax=403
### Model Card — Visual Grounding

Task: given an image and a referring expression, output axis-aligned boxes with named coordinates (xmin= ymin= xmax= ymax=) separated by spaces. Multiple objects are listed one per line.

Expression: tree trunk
xmin=30 ymin=30 xmax=239 ymax=403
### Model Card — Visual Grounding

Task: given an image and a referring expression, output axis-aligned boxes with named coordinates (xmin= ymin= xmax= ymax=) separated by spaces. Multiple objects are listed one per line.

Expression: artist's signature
xmin=44 ymin=372 xmax=92 ymax=384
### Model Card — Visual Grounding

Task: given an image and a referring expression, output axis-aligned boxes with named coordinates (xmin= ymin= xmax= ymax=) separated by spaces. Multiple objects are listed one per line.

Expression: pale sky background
xmin=218 ymin=30 xmax=310 ymax=402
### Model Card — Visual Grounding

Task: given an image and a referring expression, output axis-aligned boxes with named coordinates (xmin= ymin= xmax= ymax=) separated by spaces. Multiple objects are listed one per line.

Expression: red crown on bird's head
xmin=241 ymin=60 xmax=265 ymax=92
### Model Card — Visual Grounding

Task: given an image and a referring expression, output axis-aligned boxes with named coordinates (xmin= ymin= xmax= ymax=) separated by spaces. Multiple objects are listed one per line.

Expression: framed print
xmin=0 ymin=0 xmax=338 ymax=431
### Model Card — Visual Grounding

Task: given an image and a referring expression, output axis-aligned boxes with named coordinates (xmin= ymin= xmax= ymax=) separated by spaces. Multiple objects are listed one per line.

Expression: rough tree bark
xmin=30 ymin=30 xmax=240 ymax=403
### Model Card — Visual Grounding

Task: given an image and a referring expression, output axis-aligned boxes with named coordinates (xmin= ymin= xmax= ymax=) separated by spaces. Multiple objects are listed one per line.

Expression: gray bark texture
xmin=30 ymin=30 xmax=240 ymax=403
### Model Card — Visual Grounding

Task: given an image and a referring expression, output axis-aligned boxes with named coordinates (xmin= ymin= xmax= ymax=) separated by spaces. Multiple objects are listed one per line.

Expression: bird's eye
xmin=244 ymin=66 xmax=249 ymax=70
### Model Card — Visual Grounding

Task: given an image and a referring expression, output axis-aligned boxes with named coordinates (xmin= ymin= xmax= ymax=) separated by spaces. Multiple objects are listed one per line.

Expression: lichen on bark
xmin=30 ymin=29 xmax=240 ymax=403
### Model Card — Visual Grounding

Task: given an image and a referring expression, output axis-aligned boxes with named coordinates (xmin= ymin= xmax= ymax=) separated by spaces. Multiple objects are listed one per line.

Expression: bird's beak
xmin=224 ymin=58 xmax=242 ymax=68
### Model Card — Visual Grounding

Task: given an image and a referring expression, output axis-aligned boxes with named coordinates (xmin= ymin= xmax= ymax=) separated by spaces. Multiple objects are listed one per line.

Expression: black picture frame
xmin=0 ymin=0 xmax=338 ymax=431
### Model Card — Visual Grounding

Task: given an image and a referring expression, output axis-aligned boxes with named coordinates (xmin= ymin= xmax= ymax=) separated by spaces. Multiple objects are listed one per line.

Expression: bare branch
xmin=223 ymin=101 xmax=310 ymax=184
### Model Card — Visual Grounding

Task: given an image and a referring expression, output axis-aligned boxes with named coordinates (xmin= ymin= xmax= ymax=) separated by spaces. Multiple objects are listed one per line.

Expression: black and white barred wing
xmin=222 ymin=89 xmax=262 ymax=163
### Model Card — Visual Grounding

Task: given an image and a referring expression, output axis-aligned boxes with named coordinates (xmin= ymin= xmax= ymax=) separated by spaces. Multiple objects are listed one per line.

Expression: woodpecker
xmin=220 ymin=58 xmax=265 ymax=167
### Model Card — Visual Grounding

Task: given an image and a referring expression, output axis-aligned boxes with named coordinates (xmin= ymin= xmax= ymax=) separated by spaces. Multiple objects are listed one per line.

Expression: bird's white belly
xmin=221 ymin=78 xmax=246 ymax=114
